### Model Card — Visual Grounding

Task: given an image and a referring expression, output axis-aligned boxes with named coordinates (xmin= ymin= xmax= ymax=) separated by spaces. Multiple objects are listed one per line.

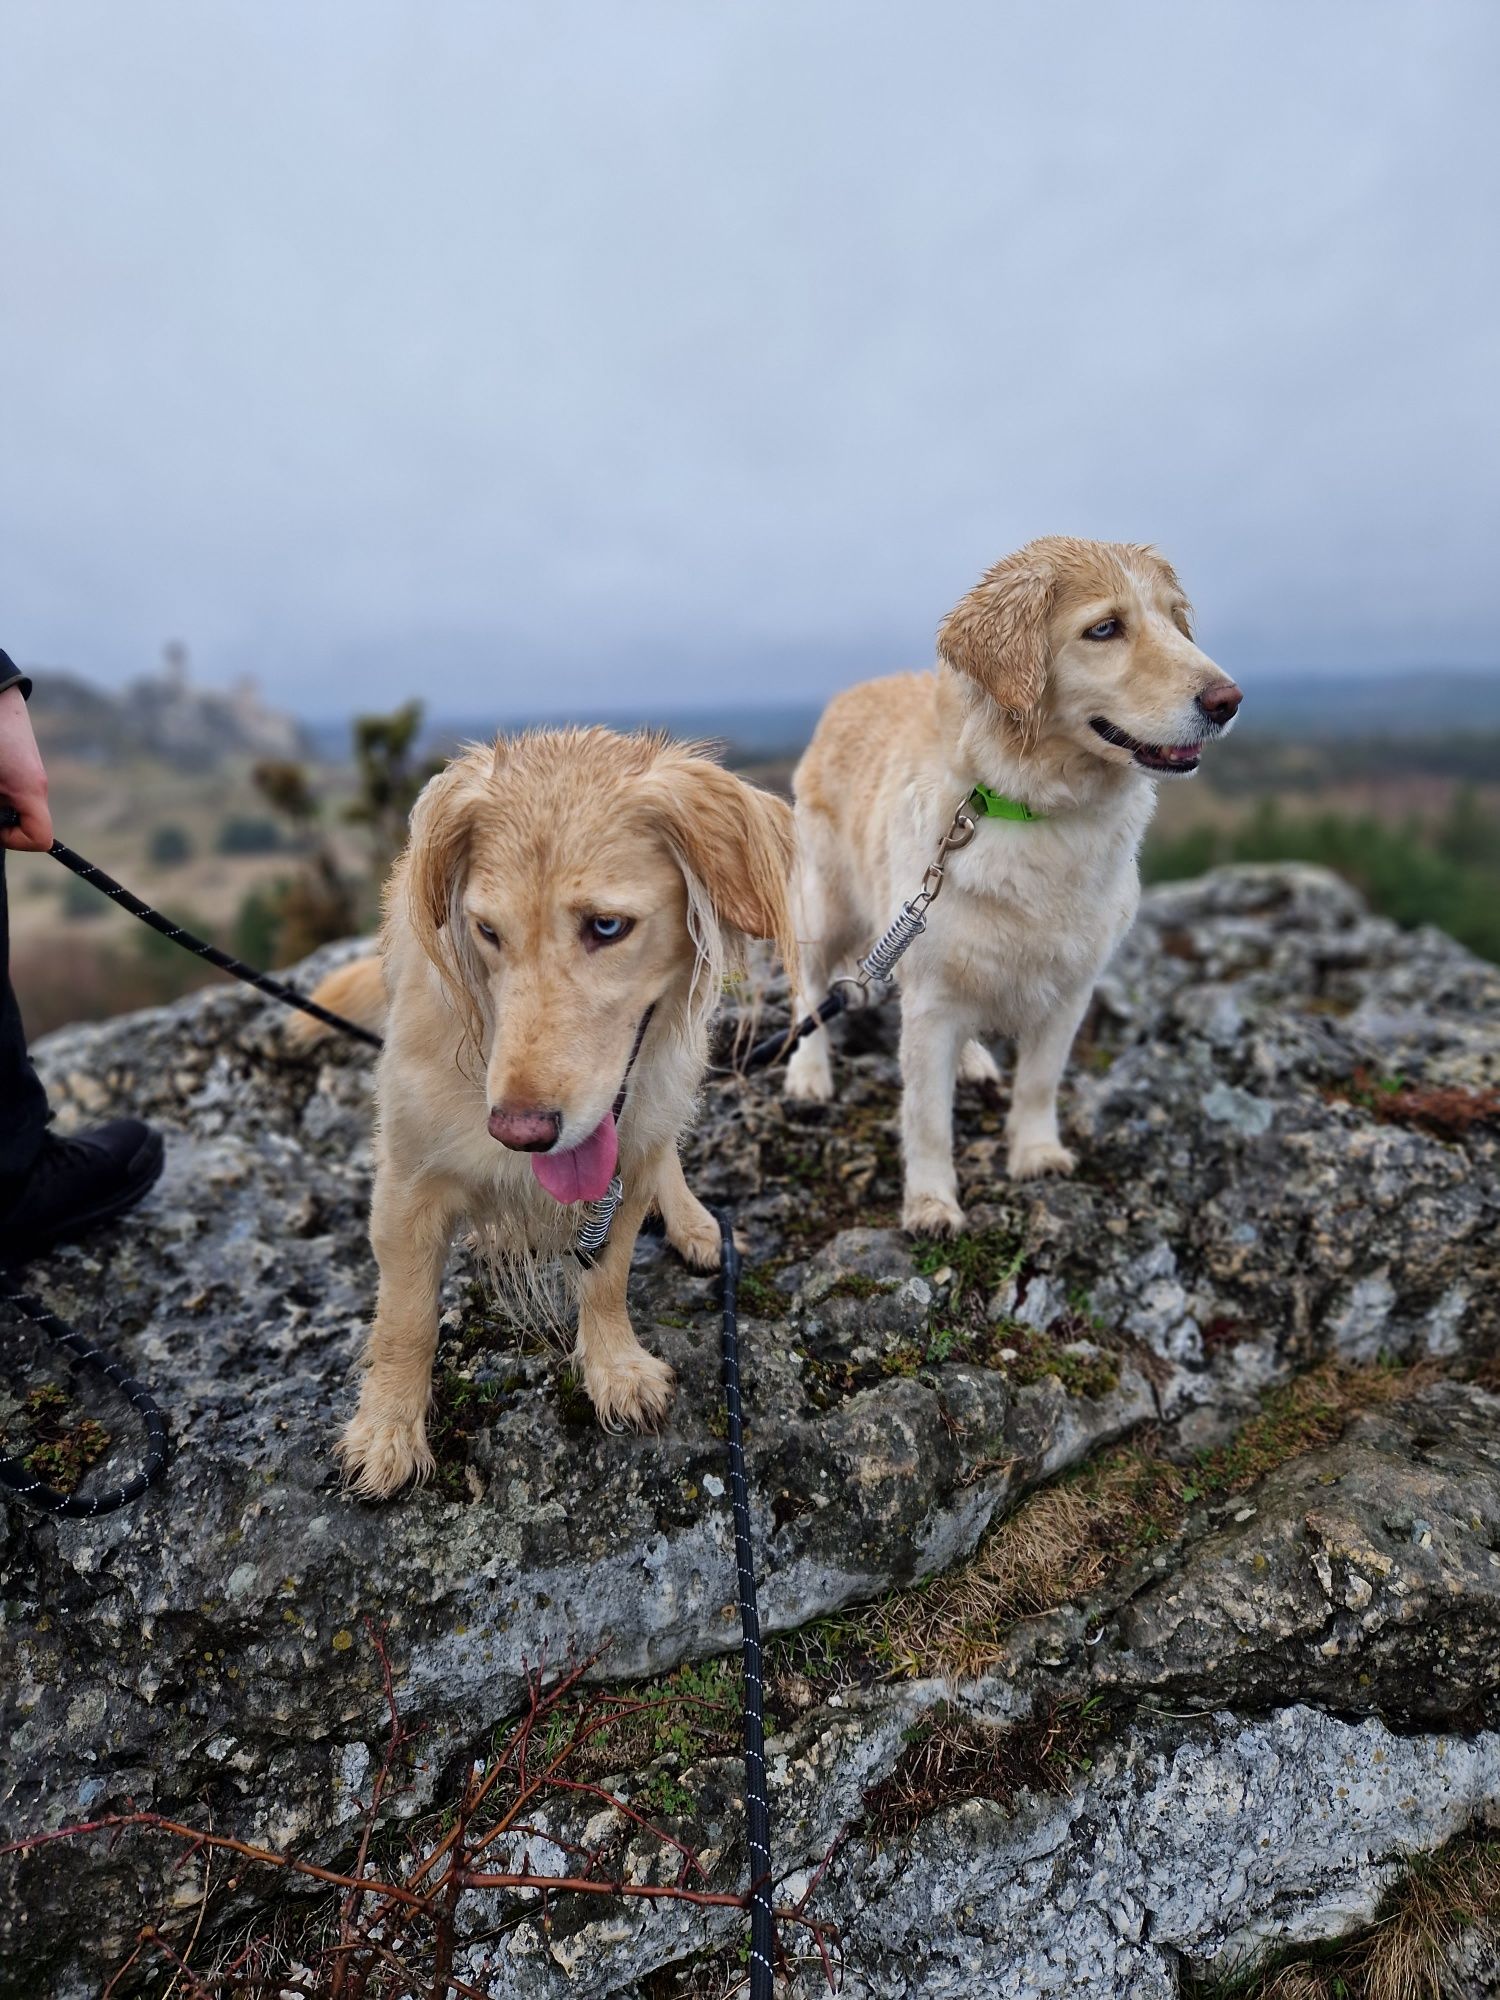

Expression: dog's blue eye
xmin=587 ymin=914 xmax=632 ymax=944
xmin=475 ymin=921 xmax=499 ymax=946
xmin=1084 ymin=618 xmax=1120 ymax=641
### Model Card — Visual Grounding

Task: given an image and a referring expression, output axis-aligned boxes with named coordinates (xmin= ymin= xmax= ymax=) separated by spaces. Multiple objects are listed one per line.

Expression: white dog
xmin=785 ymin=536 xmax=1242 ymax=1234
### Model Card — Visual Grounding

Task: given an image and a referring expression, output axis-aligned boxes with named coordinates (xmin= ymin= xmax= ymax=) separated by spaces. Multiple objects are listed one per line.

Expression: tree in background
xmin=1144 ymin=791 xmax=1500 ymax=963
xmin=147 ymin=824 xmax=194 ymax=868
xmin=237 ymin=703 xmax=439 ymax=966
xmin=343 ymin=699 xmax=439 ymax=875
xmin=247 ymin=756 xmax=358 ymax=964
xmin=216 ymin=814 xmax=285 ymax=856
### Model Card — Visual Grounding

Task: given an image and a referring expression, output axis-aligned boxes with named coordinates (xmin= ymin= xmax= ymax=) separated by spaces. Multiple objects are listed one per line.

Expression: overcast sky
xmin=3 ymin=2 xmax=1496 ymax=716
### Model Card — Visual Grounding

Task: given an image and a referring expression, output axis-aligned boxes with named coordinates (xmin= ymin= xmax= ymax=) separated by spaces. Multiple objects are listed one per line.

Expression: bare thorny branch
xmin=3 ymin=1625 xmax=842 ymax=1998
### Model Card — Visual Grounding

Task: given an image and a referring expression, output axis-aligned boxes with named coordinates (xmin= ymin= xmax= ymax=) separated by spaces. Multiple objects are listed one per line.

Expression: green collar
xmin=970 ymin=781 xmax=1045 ymax=823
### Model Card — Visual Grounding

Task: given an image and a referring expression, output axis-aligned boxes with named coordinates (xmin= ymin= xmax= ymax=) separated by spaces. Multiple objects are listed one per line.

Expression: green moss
xmin=913 ymin=1224 xmax=1026 ymax=1306
xmin=824 ymin=1273 xmax=900 ymax=1301
xmin=556 ymin=1655 xmax=742 ymax=1817
xmin=0 ymin=1382 xmax=112 ymax=1494
xmin=735 ymin=1266 xmax=791 ymax=1320
xmin=637 ymin=1769 xmax=695 ymax=1817
xmin=801 ymin=1314 xmax=1119 ymax=1413
xmin=555 ymin=1365 xmax=594 ymax=1428
xmin=423 ymin=1366 xmax=515 ymax=1502
xmin=765 ymin=1612 xmax=892 ymax=1701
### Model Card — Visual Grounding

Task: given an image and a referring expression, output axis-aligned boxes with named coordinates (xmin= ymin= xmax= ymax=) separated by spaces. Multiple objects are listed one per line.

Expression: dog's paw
xmin=1007 ymin=1138 xmax=1076 ymax=1181
xmin=584 ymin=1346 xmax=677 ymax=1432
xmin=337 ymin=1403 xmax=435 ymax=1500
xmin=666 ymin=1194 xmax=723 ymax=1272
xmin=958 ymin=1039 xmax=1001 ymax=1086
xmin=783 ymin=1045 xmax=834 ymax=1103
xmin=903 ymin=1189 xmax=966 ymax=1236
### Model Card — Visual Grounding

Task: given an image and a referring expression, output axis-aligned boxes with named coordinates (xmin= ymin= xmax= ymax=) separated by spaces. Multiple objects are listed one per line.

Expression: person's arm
xmin=0 ymin=651 xmax=53 ymax=852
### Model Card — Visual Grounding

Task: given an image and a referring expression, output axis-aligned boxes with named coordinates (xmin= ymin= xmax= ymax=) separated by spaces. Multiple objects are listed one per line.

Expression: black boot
xmin=0 ymin=1119 xmax=165 ymax=1262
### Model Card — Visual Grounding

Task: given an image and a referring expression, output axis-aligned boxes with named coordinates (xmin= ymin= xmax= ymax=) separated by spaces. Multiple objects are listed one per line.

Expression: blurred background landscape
xmin=3 ymin=2 xmax=1497 ymax=1037
xmin=9 ymin=646 xmax=1500 ymax=1037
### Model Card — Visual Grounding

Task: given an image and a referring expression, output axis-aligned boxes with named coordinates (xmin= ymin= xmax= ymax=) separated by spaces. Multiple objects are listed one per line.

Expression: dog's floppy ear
xmin=399 ymin=745 xmax=499 ymax=984
xmin=938 ymin=542 xmax=1058 ymax=714
xmin=643 ymin=750 xmax=798 ymax=980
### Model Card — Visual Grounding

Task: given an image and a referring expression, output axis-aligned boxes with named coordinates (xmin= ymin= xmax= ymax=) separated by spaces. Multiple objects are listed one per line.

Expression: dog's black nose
xmin=1197 ymin=680 xmax=1243 ymax=727
xmin=488 ymin=1104 xmax=563 ymax=1151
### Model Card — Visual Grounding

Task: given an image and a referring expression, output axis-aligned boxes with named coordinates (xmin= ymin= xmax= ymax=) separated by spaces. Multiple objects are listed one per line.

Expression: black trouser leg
xmin=0 ymin=849 xmax=50 ymax=1179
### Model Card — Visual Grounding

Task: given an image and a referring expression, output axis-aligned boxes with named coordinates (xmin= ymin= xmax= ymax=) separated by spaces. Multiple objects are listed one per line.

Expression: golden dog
xmin=785 ymin=536 xmax=1242 ymax=1233
xmin=296 ymin=728 xmax=795 ymax=1498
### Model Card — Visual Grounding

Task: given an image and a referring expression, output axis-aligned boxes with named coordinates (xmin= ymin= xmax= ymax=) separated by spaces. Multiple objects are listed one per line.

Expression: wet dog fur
xmin=294 ymin=727 xmax=795 ymax=1497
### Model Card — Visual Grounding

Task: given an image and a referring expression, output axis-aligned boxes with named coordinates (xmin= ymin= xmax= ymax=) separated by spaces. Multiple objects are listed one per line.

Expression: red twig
xmin=135 ymin=1927 xmax=218 ymax=2000
xmin=332 ymin=1618 xmax=413 ymax=2000
xmin=1 ymin=1815 xmax=433 ymax=1910
xmin=15 ymin=1630 xmax=844 ymax=1998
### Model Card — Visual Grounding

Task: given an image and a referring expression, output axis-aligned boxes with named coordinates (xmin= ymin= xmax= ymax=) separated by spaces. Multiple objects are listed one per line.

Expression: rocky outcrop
xmin=1 ymin=865 xmax=1497 ymax=1997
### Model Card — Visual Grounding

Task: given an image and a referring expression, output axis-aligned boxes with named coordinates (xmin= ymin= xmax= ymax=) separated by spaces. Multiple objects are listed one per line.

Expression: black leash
xmin=715 ymin=1210 xmax=776 ymax=1996
xmin=0 ymin=1282 xmax=169 ymax=1516
xmin=2 ymin=817 xmax=781 ymax=1984
xmin=0 ymin=812 xmax=382 ymax=1047
xmin=740 ymin=986 xmax=851 ymax=1073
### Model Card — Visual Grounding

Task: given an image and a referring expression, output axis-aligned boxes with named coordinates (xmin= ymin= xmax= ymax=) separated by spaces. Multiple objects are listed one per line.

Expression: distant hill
xmin=27 ymin=647 xmax=310 ymax=767
xmin=401 ymin=669 xmax=1500 ymax=764
xmin=1242 ymin=668 xmax=1500 ymax=736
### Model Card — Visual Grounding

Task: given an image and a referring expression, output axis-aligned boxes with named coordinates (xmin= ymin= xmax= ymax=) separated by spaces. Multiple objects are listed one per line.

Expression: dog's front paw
xmin=666 ymin=1194 xmax=723 ymax=1272
xmin=903 ymin=1189 xmax=966 ymax=1236
xmin=337 ymin=1399 xmax=435 ymax=1500
xmin=1008 ymin=1138 xmax=1076 ymax=1181
xmin=584 ymin=1346 xmax=677 ymax=1432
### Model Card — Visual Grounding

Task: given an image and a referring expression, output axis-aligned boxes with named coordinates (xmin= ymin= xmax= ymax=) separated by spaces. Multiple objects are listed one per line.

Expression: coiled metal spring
xmin=575 ymin=1174 xmax=624 ymax=1261
xmin=859 ymin=898 xmax=930 ymax=983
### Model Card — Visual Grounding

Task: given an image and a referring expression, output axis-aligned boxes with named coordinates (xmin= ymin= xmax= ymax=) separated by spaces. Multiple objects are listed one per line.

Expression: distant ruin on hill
xmin=26 ymin=641 xmax=310 ymax=767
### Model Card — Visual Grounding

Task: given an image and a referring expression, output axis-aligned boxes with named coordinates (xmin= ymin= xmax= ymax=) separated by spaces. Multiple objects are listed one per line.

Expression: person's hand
xmin=0 ymin=683 xmax=54 ymax=851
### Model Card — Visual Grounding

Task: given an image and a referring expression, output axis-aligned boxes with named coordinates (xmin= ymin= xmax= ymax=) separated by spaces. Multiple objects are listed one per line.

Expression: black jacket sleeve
xmin=0 ymin=648 xmax=32 ymax=700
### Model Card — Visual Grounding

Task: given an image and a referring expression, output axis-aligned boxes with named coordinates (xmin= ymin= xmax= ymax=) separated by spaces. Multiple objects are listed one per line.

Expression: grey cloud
xmin=1 ymin=0 xmax=1496 ymax=713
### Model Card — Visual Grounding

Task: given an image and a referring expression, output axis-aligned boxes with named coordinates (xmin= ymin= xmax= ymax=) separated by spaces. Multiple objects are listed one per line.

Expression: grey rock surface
xmin=816 ymin=1705 xmax=1500 ymax=1998
xmin=1 ymin=865 xmax=1497 ymax=1996
xmin=1094 ymin=1380 xmax=1500 ymax=1730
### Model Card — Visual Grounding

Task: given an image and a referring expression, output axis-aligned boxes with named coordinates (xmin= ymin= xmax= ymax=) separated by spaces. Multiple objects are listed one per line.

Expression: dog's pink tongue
xmin=530 ymin=1113 xmax=619 ymax=1205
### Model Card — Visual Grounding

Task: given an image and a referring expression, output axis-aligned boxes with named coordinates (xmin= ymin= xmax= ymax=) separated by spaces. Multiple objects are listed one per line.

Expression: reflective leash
xmin=714 ymin=1211 xmax=776 ymax=1994
xmin=0 ymin=814 xmax=382 ymax=1046
xmin=0 ymin=1283 xmax=169 ymax=1516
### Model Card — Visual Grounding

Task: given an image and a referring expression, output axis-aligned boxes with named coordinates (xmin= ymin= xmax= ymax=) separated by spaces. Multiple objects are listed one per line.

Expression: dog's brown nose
xmin=1198 ymin=680 xmax=1243 ymax=727
xmin=487 ymin=1104 xmax=563 ymax=1152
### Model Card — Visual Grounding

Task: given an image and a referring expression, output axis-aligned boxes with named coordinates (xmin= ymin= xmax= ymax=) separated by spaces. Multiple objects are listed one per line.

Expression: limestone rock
xmin=2 ymin=867 xmax=1497 ymax=1996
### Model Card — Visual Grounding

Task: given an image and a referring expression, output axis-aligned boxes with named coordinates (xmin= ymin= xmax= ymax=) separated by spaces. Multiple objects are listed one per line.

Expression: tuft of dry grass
xmin=858 ymin=1362 xmax=1429 ymax=1683
xmin=1187 ymin=1832 xmax=1500 ymax=2000
xmin=862 ymin=1696 xmax=1109 ymax=1839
